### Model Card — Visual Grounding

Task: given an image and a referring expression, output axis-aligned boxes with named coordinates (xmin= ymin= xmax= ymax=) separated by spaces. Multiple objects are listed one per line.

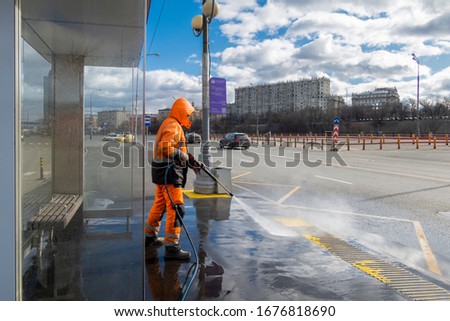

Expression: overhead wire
xmin=147 ymin=0 xmax=166 ymax=55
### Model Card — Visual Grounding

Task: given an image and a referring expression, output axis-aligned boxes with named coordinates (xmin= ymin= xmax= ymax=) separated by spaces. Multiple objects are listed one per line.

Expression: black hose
xmin=164 ymin=162 xmax=199 ymax=301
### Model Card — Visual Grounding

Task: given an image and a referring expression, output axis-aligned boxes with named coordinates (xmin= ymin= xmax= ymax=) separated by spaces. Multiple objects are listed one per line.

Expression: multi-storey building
xmin=327 ymin=95 xmax=346 ymax=110
xmin=97 ymin=109 xmax=130 ymax=129
xmin=231 ymin=77 xmax=341 ymax=116
xmin=351 ymin=87 xmax=400 ymax=109
xmin=158 ymin=106 xmax=202 ymax=121
xmin=157 ymin=108 xmax=171 ymax=121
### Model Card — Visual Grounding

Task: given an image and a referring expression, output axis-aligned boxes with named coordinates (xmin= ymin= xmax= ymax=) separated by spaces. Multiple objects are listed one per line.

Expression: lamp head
xmin=191 ymin=15 xmax=203 ymax=36
xmin=203 ymin=0 xmax=220 ymax=20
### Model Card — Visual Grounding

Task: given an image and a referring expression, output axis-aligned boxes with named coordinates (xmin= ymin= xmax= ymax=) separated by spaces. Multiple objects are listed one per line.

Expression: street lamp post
xmin=250 ymin=83 xmax=259 ymax=136
xmin=89 ymin=89 xmax=101 ymax=139
xmin=256 ymin=92 xmax=259 ymax=137
xmin=412 ymin=53 xmax=420 ymax=136
xmin=132 ymin=53 xmax=159 ymax=142
xmin=192 ymin=0 xmax=220 ymax=194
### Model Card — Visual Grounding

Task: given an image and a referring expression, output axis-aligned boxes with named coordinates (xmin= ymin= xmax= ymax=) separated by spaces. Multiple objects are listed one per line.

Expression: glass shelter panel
xmin=20 ymin=0 xmax=147 ymax=300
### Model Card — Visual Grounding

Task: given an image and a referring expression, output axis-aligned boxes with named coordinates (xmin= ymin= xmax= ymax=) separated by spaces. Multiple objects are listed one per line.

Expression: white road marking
xmin=347 ymin=165 xmax=450 ymax=184
xmin=315 ymin=175 xmax=352 ymax=185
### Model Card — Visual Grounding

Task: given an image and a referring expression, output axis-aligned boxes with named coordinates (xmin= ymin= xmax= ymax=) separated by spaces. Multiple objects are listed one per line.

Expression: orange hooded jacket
xmin=151 ymin=98 xmax=195 ymax=187
xmin=154 ymin=98 xmax=195 ymax=160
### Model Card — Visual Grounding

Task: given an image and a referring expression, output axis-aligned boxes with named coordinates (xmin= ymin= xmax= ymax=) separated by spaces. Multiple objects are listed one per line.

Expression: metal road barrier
xmin=211 ymin=133 xmax=450 ymax=151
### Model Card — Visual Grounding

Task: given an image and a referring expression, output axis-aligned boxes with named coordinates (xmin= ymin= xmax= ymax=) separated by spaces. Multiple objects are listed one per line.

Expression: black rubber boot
xmin=164 ymin=245 xmax=191 ymax=260
xmin=145 ymin=235 xmax=164 ymax=247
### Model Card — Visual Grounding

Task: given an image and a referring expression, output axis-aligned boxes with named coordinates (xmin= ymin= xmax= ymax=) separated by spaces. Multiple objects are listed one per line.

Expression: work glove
xmin=188 ymin=153 xmax=201 ymax=174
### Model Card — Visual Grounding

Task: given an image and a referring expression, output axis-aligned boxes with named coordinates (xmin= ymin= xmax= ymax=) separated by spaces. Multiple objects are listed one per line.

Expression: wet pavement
xmin=23 ymin=183 xmax=450 ymax=301
xmin=160 ymin=190 xmax=406 ymax=301
xmin=22 ymin=140 xmax=450 ymax=300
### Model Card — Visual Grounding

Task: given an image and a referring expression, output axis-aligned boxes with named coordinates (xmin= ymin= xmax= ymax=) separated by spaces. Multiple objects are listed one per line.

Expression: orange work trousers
xmin=145 ymin=184 xmax=184 ymax=246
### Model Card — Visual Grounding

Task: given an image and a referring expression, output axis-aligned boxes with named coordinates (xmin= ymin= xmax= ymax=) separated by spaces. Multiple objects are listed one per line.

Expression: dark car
xmin=219 ymin=132 xmax=251 ymax=149
xmin=186 ymin=132 xmax=201 ymax=143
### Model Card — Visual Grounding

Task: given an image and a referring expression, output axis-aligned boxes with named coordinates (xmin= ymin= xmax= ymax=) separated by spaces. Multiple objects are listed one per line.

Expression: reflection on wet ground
xmin=144 ymin=197 xmax=230 ymax=301
xmin=23 ymin=190 xmax=412 ymax=301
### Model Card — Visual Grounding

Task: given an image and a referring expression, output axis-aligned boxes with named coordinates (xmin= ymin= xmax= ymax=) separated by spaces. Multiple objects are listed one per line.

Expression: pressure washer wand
xmin=188 ymin=153 xmax=233 ymax=197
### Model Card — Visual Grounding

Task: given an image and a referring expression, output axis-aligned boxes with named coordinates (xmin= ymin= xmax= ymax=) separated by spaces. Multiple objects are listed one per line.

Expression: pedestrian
xmin=145 ymin=97 xmax=197 ymax=260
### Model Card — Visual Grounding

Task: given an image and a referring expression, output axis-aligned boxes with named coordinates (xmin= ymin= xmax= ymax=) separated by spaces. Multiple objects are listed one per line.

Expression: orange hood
xmin=169 ymin=98 xmax=195 ymax=129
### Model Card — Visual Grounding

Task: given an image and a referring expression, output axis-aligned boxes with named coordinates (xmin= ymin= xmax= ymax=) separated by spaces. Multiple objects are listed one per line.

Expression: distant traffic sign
xmin=145 ymin=114 xmax=151 ymax=127
xmin=332 ymin=116 xmax=340 ymax=150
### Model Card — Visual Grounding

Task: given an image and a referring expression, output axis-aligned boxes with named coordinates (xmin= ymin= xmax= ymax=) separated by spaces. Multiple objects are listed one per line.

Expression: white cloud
xmin=422 ymin=66 xmax=450 ymax=98
xmin=84 ymin=67 xmax=134 ymax=111
xmin=83 ymin=66 xmax=203 ymax=114
xmin=210 ymin=0 xmax=450 ymax=101
xmin=87 ymin=0 xmax=449 ymax=111
xmin=146 ymin=69 xmax=202 ymax=112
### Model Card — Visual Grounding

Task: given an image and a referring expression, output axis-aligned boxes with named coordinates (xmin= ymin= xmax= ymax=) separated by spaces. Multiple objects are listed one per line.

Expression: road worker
xmin=145 ymin=97 xmax=197 ymax=260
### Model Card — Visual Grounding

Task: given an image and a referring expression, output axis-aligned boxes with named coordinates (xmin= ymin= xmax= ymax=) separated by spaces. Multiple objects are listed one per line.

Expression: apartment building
xmin=97 ymin=109 xmax=130 ymax=129
xmin=158 ymin=106 xmax=202 ymax=121
xmin=231 ymin=77 xmax=340 ymax=116
xmin=351 ymin=87 xmax=400 ymax=109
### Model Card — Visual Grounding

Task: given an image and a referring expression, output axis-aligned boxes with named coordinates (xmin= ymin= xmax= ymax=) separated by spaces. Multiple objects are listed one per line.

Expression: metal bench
xmin=27 ymin=194 xmax=83 ymax=231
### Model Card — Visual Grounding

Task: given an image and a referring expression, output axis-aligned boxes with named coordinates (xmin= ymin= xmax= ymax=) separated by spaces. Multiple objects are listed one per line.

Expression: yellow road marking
xmin=234 ymin=181 xmax=298 ymax=188
xmin=304 ymin=234 xmax=330 ymax=250
xmin=351 ymin=260 xmax=391 ymax=283
xmin=290 ymin=204 xmax=442 ymax=276
xmin=231 ymin=164 xmax=442 ymax=276
xmin=277 ymin=186 xmax=301 ymax=204
xmin=275 ymin=217 xmax=310 ymax=227
xmin=233 ymin=180 xmax=300 ymax=204
xmin=232 ymin=183 xmax=274 ymax=203
xmin=232 ymin=172 xmax=251 ymax=180
xmin=413 ymin=221 xmax=442 ymax=275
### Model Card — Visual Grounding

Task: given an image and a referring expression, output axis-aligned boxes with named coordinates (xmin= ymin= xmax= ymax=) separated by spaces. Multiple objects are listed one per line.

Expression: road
xmin=21 ymin=135 xmax=52 ymax=194
xmin=21 ymin=134 xmax=450 ymax=300
xmin=22 ymin=134 xmax=450 ymax=279
xmin=201 ymin=142 xmax=450 ymax=281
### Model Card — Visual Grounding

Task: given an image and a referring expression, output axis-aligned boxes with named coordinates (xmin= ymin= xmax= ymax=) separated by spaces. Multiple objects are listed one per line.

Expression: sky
xmin=23 ymin=0 xmax=450 ymax=118
xmin=137 ymin=0 xmax=450 ymax=113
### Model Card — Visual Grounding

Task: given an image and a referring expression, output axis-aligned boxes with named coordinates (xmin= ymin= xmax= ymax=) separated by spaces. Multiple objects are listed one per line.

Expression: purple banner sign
xmin=210 ymin=77 xmax=227 ymax=115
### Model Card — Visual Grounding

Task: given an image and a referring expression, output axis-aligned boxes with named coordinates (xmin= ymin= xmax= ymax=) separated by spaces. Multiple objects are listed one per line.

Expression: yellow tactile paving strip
xmin=183 ymin=190 xmax=232 ymax=199
xmin=276 ymin=217 xmax=450 ymax=301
